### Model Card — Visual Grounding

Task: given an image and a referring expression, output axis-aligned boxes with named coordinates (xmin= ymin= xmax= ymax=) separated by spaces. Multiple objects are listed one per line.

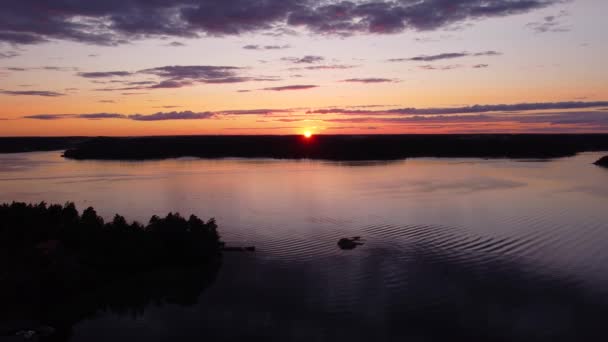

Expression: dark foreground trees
xmin=0 ymin=202 xmax=222 ymax=335
xmin=0 ymin=202 xmax=221 ymax=271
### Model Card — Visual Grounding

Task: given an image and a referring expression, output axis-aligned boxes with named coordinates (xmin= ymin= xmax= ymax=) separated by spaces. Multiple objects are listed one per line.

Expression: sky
xmin=0 ymin=0 xmax=607 ymax=136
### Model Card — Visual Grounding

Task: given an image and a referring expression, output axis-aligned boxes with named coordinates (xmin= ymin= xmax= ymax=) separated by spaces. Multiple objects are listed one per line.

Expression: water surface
xmin=1 ymin=151 xmax=608 ymax=341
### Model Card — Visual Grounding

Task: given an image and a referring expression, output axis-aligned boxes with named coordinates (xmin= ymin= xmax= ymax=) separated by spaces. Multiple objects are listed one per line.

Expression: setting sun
xmin=304 ymin=131 xmax=313 ymax=138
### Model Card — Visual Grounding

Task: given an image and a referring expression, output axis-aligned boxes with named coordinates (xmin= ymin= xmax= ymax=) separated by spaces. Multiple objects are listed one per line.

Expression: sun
xmin=303 ymin=131 xmax=313 ymax=138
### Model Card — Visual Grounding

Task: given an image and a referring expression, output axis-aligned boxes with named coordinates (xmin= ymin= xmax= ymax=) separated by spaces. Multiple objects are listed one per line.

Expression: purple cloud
xmin=263 ymin=85 xmax=319 ymax=91
xmin=244 ymin=44 xmax=290 ymax=50
xmin=0 ymin=89 xmax=64 ymax=97
xmin=389 ymin=51 xmax=502 ymax=62
xmin=282 ymin=55 xmax=325 ymax=64
xmin=341 ymin=78 xmax=398 ymax=83
xmin=0 ymin=1 xmax=560 ymax=45
xmin=78 ymin=71 xmax=133 ymax=78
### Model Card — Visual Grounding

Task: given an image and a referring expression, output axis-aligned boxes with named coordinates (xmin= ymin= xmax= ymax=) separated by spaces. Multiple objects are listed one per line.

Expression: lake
xmin=1 ymin=151 xmax=608 ymax=341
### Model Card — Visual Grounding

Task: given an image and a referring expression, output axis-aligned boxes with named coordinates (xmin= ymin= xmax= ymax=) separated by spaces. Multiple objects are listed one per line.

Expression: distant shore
xmin=0 ymin=137 xmax=86 ymax=153
xmin=63 ymin=134 xmax=608 ymax=161
xmin=2 ymin=135 xmax=608 ymax=161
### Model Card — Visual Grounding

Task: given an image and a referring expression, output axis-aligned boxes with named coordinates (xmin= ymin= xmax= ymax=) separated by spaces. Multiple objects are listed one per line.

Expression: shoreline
xmin=61 ymin=134 xmax=608 ymax=161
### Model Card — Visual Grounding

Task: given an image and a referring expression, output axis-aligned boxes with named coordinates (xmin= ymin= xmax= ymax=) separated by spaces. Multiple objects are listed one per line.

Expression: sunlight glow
xmin=304 ymin=131 xmax=313 ymax=138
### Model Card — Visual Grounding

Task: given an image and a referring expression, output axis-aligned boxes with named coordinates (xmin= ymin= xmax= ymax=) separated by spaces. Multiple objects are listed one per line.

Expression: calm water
xmin=2 ymin=151 xmax=608 ymax=341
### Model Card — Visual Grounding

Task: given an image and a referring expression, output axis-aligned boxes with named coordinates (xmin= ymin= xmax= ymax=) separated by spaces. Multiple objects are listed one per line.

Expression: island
xmin=595 ymin=156 xmax=608 ymax=168
xmin=60 ymin=134 xmax=608 ymax=161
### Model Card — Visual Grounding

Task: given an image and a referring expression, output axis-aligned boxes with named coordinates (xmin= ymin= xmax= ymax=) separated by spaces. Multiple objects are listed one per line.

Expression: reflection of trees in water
xmin=47 ymin=263 xmax=221 ymax=342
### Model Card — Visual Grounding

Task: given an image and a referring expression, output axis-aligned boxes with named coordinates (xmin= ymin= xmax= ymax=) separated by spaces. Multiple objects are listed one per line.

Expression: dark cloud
xmin=0 ymin=51 xmax=19 ymax=59
xmin=0 ymin=89 xmax=64 ymax=97
xmin=79 ymin=113 xmax=126 ymax=119
xmin=168 ymin=41 xmax=186 ymax=47
xmin=82 ymin=65 xmax=262 ymax=90
xmin=23 ymin=114 xmax=71 ymax=120
xmin=244 ymin=44 xmax=290 ymax=50
xmin=282 ymin=55 xmax=325 ymax=64
xmin=473 ymin=51 xmax=502 ymax=57
xmin=0 ymin=1 xmax=559 ymax=45
xmin=128 ymin=111 xmax=215 ymax=121
xmin=308 ymin=101 xmax=608 ymax=116
xmin=140 ymin=65 xmax=244 ymax=83
xmin=389 ymin=51 xmax=501 ymax=62
xmin=154 ymin=105 xmax=183 ymax=109
xmin=341 ymin=78 xmax=398 ymax=83
xmin=473 ymin=64 xmax=489 ymax=68
xmin=291 ymin=64 xmax=357 ymax=71
xmin=287 ymin=0 xmax=557 ymax=35
xmin=18 ymin=104 xmax=608 ymax=132
xmin=23 ymin=111 xmax=214 ymax=121
xmin=326 ymin=110 xmax=608 ymax=132
xmin=23 ymin=113 xmax=127 ymax=120
xmin=78 ymin=71 xmax=133 ymax=78
xmin=419 ymin=65 xmax=462 ymax=70
xmin=263 ymin=85 xmax=318 ymax=91
xmin=3 ymin=66 xmax=76 ymax=72
xmin=527 ymin=10 xmax=570 ymax=33
xmin=218 ymin=109 xmax=294 ymax=115
xmin=125 ymin=81 xmax=157 ymax=86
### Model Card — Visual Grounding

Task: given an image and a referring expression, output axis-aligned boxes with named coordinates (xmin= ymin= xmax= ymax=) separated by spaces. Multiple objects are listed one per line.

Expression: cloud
xmin=17 ymin=102 xmax=608 ymax=132
xmin=218 ymin=108 xmax=294 ymax=115
xmin=23 ymin=114 xmax=71 ymax=120
xmin=79 ymin=113 xmax=126 ymax=119
xmin=308 ymin=101 xmax=608 ymax=116
xmin=291 ymin=64 xmax=357 ymax=71
xmin=3 ymin=66 xmax=76 ymax=72
xmin=263 ymin=85 xmax=318 ymax=91
xmin=0 ymin=51 xmax=19 ymax=59
xmin=473 ymin=64 xmax=489 ymax=68
xmin=129 ymin=111 xmax=215 ymax=121
xmin=527 ymin=10 xmax=570 ymax=33
xmin=282 ymin=55 xmax=325 ymax=64
xmin=244 ymin=44 xmax=290 ymax=50
xmin=0 ymin=89 xmax=64 ymax=97
xmin=287 ymin=0 xmax=558 ymax=35
xmin=0 ymin=0 xmax=560 ymax=46
xmin=78 ymin=71 xmax=133 ymax=78
xmin=389 ymin=51 xmax=501 ymax=62
xmin=168 ymin=41 xmax=186 ymax=47
xmin=140 ymin=65 xmax=243 ymax=81
xmin=23 ymin=111 xmax=215 ymax=121
xmin=341 ymin=78 xmax=398 ymax=83
xmin=98 ymin=100 xmax=116 ymax=103
xmin=82 ymin=65 xmax=263 ymax=90
xmin=155 ymin=105 xmax=183 ymax=109
xmin=419 ymin=65 xmax=462 ymax=70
